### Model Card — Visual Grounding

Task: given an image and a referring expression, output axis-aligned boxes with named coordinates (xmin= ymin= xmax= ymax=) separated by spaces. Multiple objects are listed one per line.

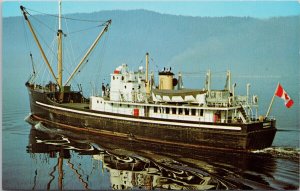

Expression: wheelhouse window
xmin=178 ymin=108 xmax=183 ymax=115
xmin=184 ymin=108 xmax=189 ymax=115
xmin=166 ymin=107 xmax=170 ymax=114
xmin=191 ymin=109 xmax=196 ymax=116
xmin=172 ymin=108 xmax=176 ymax=114
xmin=199 ymin=109 xmax=204 ymax=116
xmin=159 ymin=108 xmax=164 ymax=114
xmin=154 ymin=107 xmax=157 ymax=113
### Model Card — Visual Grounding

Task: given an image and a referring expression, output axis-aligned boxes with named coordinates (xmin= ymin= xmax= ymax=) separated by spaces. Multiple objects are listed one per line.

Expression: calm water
xmin=2 ymin=99 xmax=300 ymax=190
xmin=3 ymin=9 xmax=300 ymax=189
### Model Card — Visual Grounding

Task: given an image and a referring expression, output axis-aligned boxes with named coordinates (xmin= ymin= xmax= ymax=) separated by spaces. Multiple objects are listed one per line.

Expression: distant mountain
xmin=3 ymin=9 xmax=299 ymax=92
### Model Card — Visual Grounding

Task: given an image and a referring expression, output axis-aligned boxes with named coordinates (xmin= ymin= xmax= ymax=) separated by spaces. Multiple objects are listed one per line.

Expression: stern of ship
xmin=243 ymin=119 xmax=277 ymax=150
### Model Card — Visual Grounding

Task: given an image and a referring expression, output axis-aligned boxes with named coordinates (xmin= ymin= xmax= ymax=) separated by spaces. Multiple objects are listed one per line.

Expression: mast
xmin=64 ymin=20 xmax=112 ymax=86
xmin=20 ymin=6 xmax=59 ymax=86
xmin=246 ymin=83 xmax=250 ymax=104
xmin=227 ymin=70 xmax=231 ymax=92
xmin=146 ymin=52 xmax=149 ymax=82
xmin=57 ymin=0 xmax=63 ymax=90
xmin=145 ymin=52 xmax=150 ymax=95
xmin=206 ymin=70 xmax=211 ymax=96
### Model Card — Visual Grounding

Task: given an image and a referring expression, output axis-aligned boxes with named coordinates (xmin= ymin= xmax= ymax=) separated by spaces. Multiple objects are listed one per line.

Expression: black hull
xmin=26 ymin=85 xmax=277 ymax=151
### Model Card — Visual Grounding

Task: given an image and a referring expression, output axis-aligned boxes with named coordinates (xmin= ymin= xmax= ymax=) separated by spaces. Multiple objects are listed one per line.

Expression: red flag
xmin=275 ymin=83 xmax=294 ymax=108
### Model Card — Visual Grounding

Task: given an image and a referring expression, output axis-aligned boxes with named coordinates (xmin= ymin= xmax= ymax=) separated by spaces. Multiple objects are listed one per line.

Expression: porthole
xmin=113 ymin=76 xmax=115 ymax=80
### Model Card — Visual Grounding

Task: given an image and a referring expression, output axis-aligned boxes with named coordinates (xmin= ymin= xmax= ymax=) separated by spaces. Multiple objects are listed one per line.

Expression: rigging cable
xmin=27 ymin=12 xmax=57 ymax=33
xmin=37 ymin=37 xmax=57 ymax=85
xmin=70 ymin=27 xmax=103 ymax=78
xmin=64 ymin=16 xmax=76 ymax=70
xmin=67 ymin=24 xmax=105 ymax=35
xmin=20 ymin=4 xmax=37 ymax=82
xmin=25 ymin=6 xmax=108 ymax=23
xmin=22 ymin=6 xmax=110 ymax=90
xmin=27 ymin=13 xmax=58 ymax=59
xmin=95 ymin=30 xmax=110 ymax=93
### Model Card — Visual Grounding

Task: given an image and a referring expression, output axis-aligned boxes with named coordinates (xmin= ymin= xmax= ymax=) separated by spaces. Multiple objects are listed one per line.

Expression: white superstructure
xmin=90 ymin=54 xmax=259 ymax=124
xmin=109 ymin=64 xmax=147 ymax=103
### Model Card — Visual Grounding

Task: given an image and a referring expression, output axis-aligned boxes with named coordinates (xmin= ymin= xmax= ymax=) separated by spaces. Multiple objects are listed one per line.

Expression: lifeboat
xmin=152 ymin=89 xmax=207 ymax=104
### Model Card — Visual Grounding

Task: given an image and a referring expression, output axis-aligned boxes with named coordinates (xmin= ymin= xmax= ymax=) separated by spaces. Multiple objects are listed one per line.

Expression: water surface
xmin=2 ymin=107 xmax=299 ymax=190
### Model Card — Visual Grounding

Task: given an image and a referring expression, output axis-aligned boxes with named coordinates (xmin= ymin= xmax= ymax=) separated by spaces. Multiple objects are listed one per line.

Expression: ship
xmin=21 ymin=1 xmax=276 ymax=151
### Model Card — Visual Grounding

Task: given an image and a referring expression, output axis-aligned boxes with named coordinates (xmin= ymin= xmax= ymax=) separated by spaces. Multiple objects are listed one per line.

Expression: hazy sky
xmin=2 ymin=1 xmax=300 ymax=18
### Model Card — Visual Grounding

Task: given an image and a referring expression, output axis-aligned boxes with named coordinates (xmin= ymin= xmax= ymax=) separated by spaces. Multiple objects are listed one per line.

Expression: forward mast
xmin=20 ymin=1 xmax=111 ymax=92
xmin=57 ymin=0 xmax=63 ymax=90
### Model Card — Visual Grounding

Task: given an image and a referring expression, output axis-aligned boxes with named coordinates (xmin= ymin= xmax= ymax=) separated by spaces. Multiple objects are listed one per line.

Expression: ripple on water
xmin=252 ymin=147 xmax=300 ymax=161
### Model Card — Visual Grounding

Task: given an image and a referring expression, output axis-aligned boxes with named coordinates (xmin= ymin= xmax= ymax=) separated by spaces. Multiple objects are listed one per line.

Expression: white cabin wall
xmin=109 ymin=65 xmax=146 ymax=103
xmin=204 ymin=110 xmax=214 ymax=122
xmin=110 ymin=74 xmax=123 ymax=102
xmin=90 ymin=97 xmax=145 ymax=116
xmin=221 ymin=111 xmax=226 ymax=123
xmin=91 ymin=97 xmax=231 ymax=123
xmin=90 ymin=97 xmax=105 ymax=111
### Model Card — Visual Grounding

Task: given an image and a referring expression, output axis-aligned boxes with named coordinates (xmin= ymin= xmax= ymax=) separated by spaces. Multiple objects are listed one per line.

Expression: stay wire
xmin=73 ymin=28 xmax=109 ymax=90
xmin=20 ymin=4 xmax=36 ymax=77
xmin=95 ymin=30 xmax=110 ymax=87
xmin=27 ymin=14 xmax=57 ymax=59
xmin=71 ymin=22 xmax=107 ymax=72
xmin=34 ymin=28 xmax=57 ymax=61
xmin=28 ymin=13 xmax=57 ymax=33
xmin=64 ymin=16 xmax=76 ymax=67
xmin=63 ymin=13 xmax=80 ymax=86
xmin=67 ymin=24 xmax=105 ymax=35
xmin=21 ymin=12 xmax=31 ymax=54
xmin=25 ymin=7 xmax=108 ymax=23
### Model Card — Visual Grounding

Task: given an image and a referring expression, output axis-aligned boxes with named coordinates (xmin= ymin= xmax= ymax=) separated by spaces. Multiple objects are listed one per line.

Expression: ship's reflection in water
xmin=26 ymin=122 xmax=297 ymax=190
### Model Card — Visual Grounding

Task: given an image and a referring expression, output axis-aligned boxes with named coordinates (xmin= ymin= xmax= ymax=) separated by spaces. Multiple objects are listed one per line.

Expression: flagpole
xmin=265 ymin=82 xmax=279 ymax=118
xmin=265 ymin=94 xmax=275 ymax=118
